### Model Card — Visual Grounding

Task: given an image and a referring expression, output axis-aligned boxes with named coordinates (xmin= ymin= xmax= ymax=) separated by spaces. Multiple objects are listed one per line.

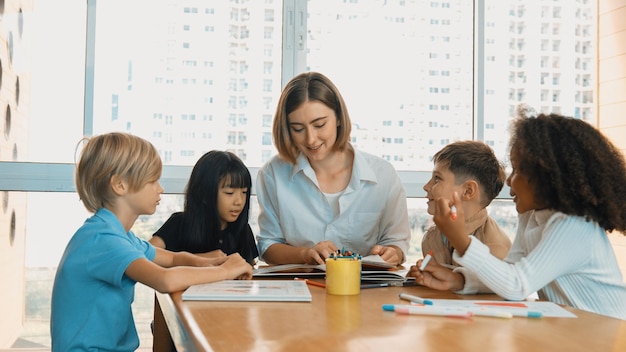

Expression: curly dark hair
xmin=509 ymin=113 xmax=626 ymax=233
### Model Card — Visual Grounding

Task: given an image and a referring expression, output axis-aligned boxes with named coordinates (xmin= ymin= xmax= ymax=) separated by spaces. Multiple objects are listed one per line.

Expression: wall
xmin=598 ymin=0 xmax=626 ymax=283
xmin=598 ymin=0 xmax=626 ymax=154
xmin=0 ymin=0 xmax=32 ymax=348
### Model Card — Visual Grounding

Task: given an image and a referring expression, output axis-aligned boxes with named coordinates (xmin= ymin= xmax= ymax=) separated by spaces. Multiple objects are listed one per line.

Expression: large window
xmin=0 ymin=0 xmax=596 ymax=349
xmin=306 ymin=1 xmax=474 ymax=170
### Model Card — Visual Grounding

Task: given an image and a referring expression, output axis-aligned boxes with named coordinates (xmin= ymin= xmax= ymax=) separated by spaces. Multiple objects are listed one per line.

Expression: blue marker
xmin=382 ymin=304 xmax=402 ymax=311
xmin=511 ymin=310 xmax=543 ymax=318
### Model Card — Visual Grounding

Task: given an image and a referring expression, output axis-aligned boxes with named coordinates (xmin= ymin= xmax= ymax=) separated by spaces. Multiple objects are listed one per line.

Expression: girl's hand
xmin=220 ymin=253 xmax=253 ymax=280
xmin=202 ymin=249 xmax=227 ymax=258
xmin=432 ymin=192 xmax=471 ymax=255
xmin=199 ymin=255 xmax=229 ymax=266
xmin=407 ymin=257 xmax=465 ymax=291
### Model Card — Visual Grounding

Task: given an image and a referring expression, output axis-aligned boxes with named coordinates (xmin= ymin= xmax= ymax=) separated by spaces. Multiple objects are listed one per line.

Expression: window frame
xmin=0 ymin=0 xmax=511 ymax=199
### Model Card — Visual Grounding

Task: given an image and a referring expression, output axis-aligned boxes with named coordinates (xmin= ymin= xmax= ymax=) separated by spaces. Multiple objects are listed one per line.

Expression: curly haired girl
xmin=409 ymin=113 xmax=626 ymax=320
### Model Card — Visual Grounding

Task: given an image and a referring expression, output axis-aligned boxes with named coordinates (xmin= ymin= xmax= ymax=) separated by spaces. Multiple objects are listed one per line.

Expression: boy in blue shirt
xmin=51 ymin=132 xmax=252 ymax=351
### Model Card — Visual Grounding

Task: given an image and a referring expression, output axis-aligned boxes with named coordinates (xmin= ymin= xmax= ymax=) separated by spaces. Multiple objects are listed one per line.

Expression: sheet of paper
xmin=425 ymin=299 xmax=577 ymax=318
xmin=182 ymin=280 xmax=312 ymax=302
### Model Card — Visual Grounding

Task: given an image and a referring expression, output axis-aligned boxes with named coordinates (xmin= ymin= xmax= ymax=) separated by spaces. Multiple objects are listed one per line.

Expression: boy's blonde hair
xmin=75 ymin=132 xmax=162 ymax=213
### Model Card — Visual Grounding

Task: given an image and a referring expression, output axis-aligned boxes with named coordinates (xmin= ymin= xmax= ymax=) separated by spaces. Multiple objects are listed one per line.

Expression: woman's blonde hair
xmin=75 ymin=132 xmax=162 ymax=213
xmin=272 ymin=71 xmax=352 ymax=164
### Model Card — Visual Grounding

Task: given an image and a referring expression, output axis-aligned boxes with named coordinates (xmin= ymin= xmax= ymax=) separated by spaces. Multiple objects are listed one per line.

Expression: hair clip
xmin=516 ymin=103 xmax=537 ymax=119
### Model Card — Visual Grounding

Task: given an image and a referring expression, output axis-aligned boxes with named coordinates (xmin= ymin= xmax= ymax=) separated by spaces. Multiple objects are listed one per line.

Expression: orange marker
xmin=450 ymin=205 xmax=457 ymax=220
xmin=474 ymin=301 xmax=527 ymax=308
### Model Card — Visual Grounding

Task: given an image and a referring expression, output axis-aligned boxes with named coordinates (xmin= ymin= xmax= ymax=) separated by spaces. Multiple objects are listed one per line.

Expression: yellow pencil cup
xmin=325 ymin=257 xmax=361 ymax=295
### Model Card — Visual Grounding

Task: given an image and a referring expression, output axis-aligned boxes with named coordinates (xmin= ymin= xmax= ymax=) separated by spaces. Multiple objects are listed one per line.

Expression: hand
xmin=202 ymin=249 xmax=227 ymax=258
xmin=371 ymin=245 xmax=403 ymax=266
xmin=199 ymin=255 xmax=229 ymax=267
xmin=433 ymin=192 xmax=470 ymax=255
xmin=301 ymin=241 xmax=339 ymax=265
xmin=220 ymin=253 xmax=253 ymax=280
xmin=173 ymin=251 xmax=228 ymax=267
xmin=407 ymin=257 xmax=464 ymax=291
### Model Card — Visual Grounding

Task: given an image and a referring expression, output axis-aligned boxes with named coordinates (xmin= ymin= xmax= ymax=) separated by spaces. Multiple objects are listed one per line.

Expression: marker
xmin=399 ymin=293 xmax=433 ymax=305
xmin=474 ymin=301 xmax=527 ymax=308
xmin=467 ymin=308 xmax=513 ymax=319
xmin=393 ymin=305 xmax=473 ymax=319
xmin=450 ymin=205 xmax=457 ymax=220
xmin=385 ymin=304 xmax=511 ymax=319
xmin=510 ymin=310 xmax=543 ymax=318
xmin=360 ymin=283 xmax=391 ymax=289
xmin=419 ymin=251 xmax=433 ymax=271
xmin=507 ymin=310 xmax=543 ymax=318
xmin=470 ymin=308 xmax=543 ymax=318
xmin=472 ymin=302 xmax=542 ymax=318
xmin=382 ymin=304 xmax=421 ymax=311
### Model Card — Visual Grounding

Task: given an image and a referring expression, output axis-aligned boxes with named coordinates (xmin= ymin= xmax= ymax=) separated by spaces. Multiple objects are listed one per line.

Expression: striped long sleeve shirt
xmin=453 ymin=209 xmax=626 ymax=320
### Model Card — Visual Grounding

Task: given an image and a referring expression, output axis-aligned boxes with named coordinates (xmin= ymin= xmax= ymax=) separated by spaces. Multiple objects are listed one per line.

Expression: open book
xmin=182 ymin=280 xmax=312 ymax=302
xmin=253 ymin=255 xmax=414 ymax=283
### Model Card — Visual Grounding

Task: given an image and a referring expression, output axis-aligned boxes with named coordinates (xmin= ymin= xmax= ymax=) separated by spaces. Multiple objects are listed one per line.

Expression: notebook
xmin=253 ymin=255 xmax=413 ymax=283
xmin=182 ymin=280 xmax=312 ymax=302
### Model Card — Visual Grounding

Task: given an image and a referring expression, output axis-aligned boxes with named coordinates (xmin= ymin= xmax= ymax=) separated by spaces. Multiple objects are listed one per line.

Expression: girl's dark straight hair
xmin=182 ymin=150 xmax=252 ymax=249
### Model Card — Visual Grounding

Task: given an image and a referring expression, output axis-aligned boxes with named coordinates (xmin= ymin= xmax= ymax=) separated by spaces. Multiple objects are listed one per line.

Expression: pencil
xmin=294 ymin=277 xmax=326 ymax=288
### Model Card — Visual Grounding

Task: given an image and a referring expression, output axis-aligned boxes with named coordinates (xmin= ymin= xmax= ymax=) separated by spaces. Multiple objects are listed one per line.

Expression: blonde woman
xmin=256 ymin=72 xmax=411 ymax=266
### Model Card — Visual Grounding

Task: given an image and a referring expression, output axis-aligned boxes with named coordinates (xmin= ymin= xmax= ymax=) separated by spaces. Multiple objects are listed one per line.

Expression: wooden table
xmin=153 ymin=281 xmax=626 ymax=352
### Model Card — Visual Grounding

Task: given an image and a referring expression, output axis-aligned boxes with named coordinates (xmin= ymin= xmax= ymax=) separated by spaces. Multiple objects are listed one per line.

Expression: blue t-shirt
xmin=51 ymin=208 xmax=156 ymax=351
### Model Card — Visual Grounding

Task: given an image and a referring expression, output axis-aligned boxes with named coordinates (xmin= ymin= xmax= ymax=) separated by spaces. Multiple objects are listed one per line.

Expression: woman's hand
xmin=407 ymin=257 xmax=465 ymax=291
xmin=371 ymin=245 xmax=403 ymax=266
xmin=301 ymin=240 xmax=339 ymax=264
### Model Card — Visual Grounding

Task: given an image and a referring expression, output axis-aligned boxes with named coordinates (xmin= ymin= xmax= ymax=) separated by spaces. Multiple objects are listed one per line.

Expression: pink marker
xmin=450 ymin=205 xmax=457 ymax=220
xmin=394 ymin=306 xmax=473 ymax=319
